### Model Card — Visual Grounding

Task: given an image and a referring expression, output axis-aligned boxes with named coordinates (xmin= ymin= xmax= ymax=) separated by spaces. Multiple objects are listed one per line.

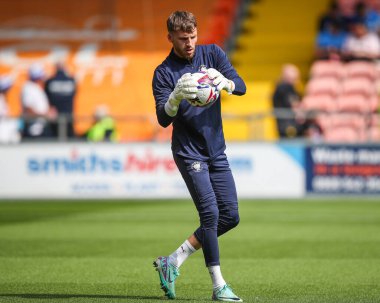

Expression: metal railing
xmin=1 ymin=109 xmax=379 ymax=143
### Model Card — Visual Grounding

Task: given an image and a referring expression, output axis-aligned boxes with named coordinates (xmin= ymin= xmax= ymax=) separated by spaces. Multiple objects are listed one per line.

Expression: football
xmin=187 ymin=71 xmax=219 ymax=107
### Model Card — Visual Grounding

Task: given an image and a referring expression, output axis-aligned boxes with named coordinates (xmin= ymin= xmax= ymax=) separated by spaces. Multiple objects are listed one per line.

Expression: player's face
xmin=168 ymin=28 xmax=198 ymax=60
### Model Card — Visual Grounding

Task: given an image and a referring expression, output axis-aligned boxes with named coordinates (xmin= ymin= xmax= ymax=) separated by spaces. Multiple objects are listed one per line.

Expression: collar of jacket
xmin=169 ymin=48 xmax=196 ymax=65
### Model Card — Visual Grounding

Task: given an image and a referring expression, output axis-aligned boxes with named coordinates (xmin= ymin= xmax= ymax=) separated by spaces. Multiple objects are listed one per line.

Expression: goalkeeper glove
xmin=206 ymin=68 xmax=235 ymax=94
xmin=165 ymin=73 xmax=198 ymax=116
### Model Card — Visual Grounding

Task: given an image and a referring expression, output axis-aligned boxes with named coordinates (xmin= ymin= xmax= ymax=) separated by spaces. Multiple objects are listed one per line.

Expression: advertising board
xmin=306 ymin=145 xmax=380 ymax=194
xmin=0 ymin=143 xmax=304 ymax=199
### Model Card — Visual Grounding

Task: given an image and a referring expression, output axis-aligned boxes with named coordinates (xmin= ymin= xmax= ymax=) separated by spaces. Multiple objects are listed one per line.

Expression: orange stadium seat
xmin=369 ymin=126 xmax=380 ymax=140
xmin=370 ymin=113 xmax=380 ymax=126
xmin=310 ymin=60 xmax=346 ymax=79
xmin=305 ymin=77 xmax=342 ymax=97
xmin=331 ymin=113 xmax=367 ymax=129
xmin=341 ymin=77 xmax=377 ymax=97
xmin=302 ymin=94 xmax=338 ymax=112
xmin=360 ymin=126 xmax=380 ymax=141
xmin=306 ymin=57 xmax=380 ymax=142
xmin=315 ymin=114 xmax=330 ymax=132
xmin=337 ymin=93 xmax=371 ymax=113
xmin=365 ymin=113 xmax=380 ymax=141
xmin=369 ymin=95 xmax=380 ymax=111
xmin=345 ymin=61 xmax=378 ymax=80
xmin=203 ymin=0 xmax=240 ymax=46
xmin=324 ymin=126 xmax=360 ymax=143
xmin=316 ymin=113 xmax=367 ymax=132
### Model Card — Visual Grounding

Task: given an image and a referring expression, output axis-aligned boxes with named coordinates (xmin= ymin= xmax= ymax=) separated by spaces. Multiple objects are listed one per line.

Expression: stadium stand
xmin=0 ymin=0 xmax=229 ymax=141
xmin=302 ymin=58 xmax=380 ymax=142
xmin=1 ymin=0 xmax=379 ymax=143
xmin=231 ymin=0 xmax=331 ymax=82
xmin=225 ymin=0 xmax=380 ymax=142
xmin=203 ymin=0 xmax=241 ymax=47
xmin=223 ymin=0 xmax=331 ymax=140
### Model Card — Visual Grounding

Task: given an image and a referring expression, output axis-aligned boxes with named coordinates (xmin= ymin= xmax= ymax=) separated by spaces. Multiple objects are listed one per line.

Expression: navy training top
xmin=45 ymin=70 xmax=76 ymax=114
xmin=152 ymin=44 xmax=246 ymax=161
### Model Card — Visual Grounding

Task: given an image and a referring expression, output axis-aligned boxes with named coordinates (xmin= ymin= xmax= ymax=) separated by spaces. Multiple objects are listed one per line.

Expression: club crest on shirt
xmin=191 ymin=161 xmax=202 ymax=172
xmin=199 ymin=65 xmax=207 ymax=72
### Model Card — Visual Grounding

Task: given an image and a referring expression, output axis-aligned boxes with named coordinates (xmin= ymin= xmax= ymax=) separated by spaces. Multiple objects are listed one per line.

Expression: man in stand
xmin=45 ymin=61 xmax=77 ymax=138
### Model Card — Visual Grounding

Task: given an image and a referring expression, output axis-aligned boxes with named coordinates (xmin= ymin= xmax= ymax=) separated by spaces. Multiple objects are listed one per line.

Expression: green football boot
xmin=212 ymin=284 xmax=243 ymax=302
xmin=153 ymin=256 xmax=179 ymax=299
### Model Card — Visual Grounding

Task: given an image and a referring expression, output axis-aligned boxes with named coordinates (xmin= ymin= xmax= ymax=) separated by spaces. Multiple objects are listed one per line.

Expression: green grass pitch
xmin=0 ymin=199 xmax=379 ymax=303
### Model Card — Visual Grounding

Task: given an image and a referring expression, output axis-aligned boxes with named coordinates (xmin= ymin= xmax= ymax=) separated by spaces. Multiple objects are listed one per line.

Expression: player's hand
xmin=165 ymin=73 xmax=198 ymax=117
xmin=172 ymin=73 xmax=198 ymax=102
xmin=206 ymin=68 xmax=235 ymax=94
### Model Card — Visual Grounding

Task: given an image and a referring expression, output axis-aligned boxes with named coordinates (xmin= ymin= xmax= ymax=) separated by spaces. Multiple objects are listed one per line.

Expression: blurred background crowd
xmin=0 ymin=0 xmax=380 ymax=144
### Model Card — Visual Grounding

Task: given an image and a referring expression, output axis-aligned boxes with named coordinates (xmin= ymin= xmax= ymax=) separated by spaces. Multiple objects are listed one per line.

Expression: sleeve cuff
xmin=164 ymin=93 xmax=180 ymax=117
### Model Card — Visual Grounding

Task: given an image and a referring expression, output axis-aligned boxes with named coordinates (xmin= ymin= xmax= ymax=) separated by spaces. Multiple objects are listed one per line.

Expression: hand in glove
xmin=206 ymin=68 xmax=235 ymax=94
xmin=165 ymin=73 xmax=198 ymax=116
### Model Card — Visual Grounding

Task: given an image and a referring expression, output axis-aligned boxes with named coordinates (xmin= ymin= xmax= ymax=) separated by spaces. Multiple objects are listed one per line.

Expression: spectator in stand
xmin=45 ymin=60 xmax=77 ymax=138
xmin=0 ymin=75 xmax=20 ymax=143
xmin=0 ymin=75 xmax=12 ymax=115
xmin=341 ymin=19 xmax=380 ymax=61
xmin=21 ymin=64 xmax=57 ymax=139
xmin=272 ymin=64 xmax=311 ymax=138
xmin=86 ymin=105 xmax=118 ymax=142
xmin=315 ymin=20 xmax=348 ymax=60
xmin=318 ymin=0 xmax=348 ymax=32
xmin=353 ymin=1 xmax=380 ymax=34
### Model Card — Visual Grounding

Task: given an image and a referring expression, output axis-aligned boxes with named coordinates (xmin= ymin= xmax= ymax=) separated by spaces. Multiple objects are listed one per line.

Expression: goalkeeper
xmin=152 ymin=10 xmax=246 ymax=302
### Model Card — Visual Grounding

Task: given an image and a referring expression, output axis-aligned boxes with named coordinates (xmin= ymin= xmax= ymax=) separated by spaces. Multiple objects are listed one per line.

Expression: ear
xmin=167 ymin=33 xmax=173 ymax=43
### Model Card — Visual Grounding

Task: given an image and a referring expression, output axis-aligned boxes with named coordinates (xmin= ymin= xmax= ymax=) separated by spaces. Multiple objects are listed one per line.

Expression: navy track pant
xmin=173 ymin=152 xmax=240 ymax=267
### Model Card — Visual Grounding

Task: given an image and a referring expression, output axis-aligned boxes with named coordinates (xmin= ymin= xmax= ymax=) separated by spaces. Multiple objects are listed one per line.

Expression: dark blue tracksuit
xmin=45 ymin=69 xmax=76 ymax=137
xmin=152 ymin=44 xmax=246 ymax=266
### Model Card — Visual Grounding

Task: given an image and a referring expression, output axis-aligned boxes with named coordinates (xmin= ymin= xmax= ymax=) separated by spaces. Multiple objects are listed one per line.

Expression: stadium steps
xmin=222 ymin=81 xmax=278 ymax=141
xmin=231 ymin=0 xmax=330 ymax=82
xmin=222 ymin=0 xmax=330 ymax=141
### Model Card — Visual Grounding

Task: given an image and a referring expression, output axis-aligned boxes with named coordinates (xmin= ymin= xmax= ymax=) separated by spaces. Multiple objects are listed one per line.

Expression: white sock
xmin=208 ymin=265 xmax=226 ymax=290
xmin=168 ymin=240 xmax=196 ymax=268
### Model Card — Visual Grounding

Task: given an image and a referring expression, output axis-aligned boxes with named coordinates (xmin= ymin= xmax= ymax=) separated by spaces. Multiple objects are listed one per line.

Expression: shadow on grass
xmin=0 ymin=293 xmax=163 ymax=300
